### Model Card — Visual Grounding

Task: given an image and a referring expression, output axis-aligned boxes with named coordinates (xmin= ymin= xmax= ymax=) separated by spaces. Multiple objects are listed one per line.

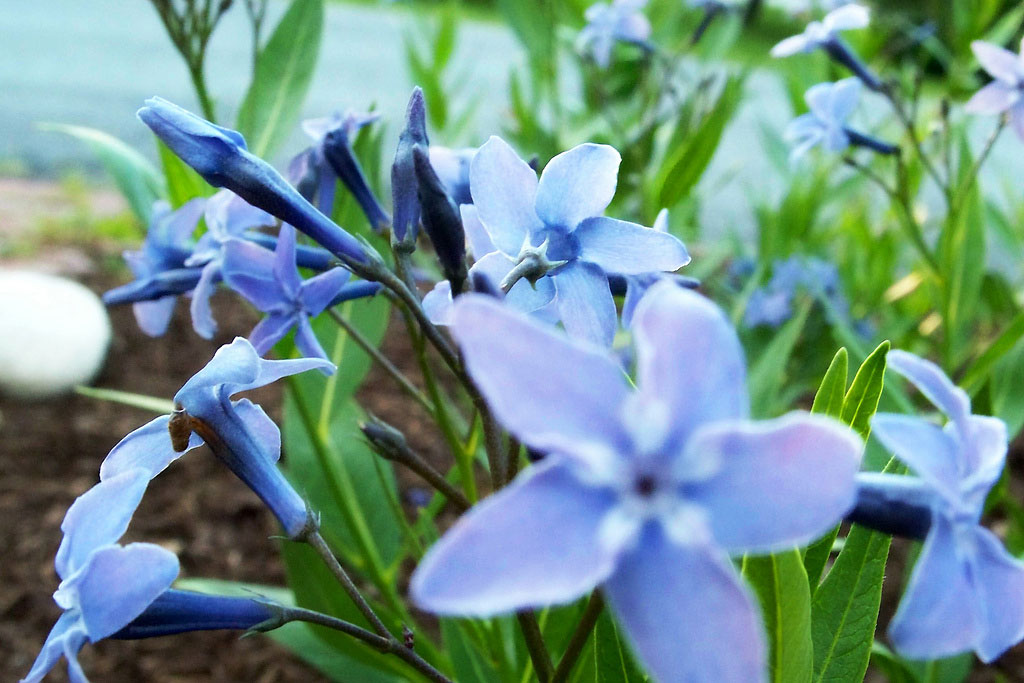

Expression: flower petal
xmin=132 ymin=297 xmax=178 ymax=337
xmin=299 ymin=267 xmax=350 ymax=315
xmin=470 ymin=136 xmax=541 ymax=256
xmin=888 ymin=515 xmax=982 ymax=660
xmin=22 ymin=612 xmax=87 ymax=683
xmin=248 ymin=313 xmax=297 ymax=355
xmin=771 ymin=34 xmax=811 ymax=58
xmin=632 ymin=282 xmax=749 ymax=442
xmin=960 ymin=415 xmax=1008 ymax=507
xmin=971 ymin=40 xmax=1024 ymax=84
xmin=100 ymin=415 xmax=203 ymax=482
xmin=189 ymin=261 xmax=221 ymax=339
xmin=222 ymin=239 xmax=282 ymax=312
xmin=471 ymin=251 xmax=555 ymax=313
xmin=75 ymin=543 xmax=180 ymax=640
xmin=294 ymin=316 xmax=332 ymax=367
xmin=603 ymin=525 xmax=766 ymax=683
xmin=971 ymin=526 xmax=1024 ymax=662
xmin=411 ymin=460 xmax=618 ymax=615
xmin=535 ymin=143 xmax=620 ymax=230
xmin=232 ymin=398 xmax=282 ymax=462
xmin=965 ymin=82 xmax=1018 ymax=114
xmin=870 ymin=413 xmax=961 ymax=504
xmin=828 ymin=78 xmax=861 ymax=121
xmin=575 ymin=216 xmax=690 ymax=274
xmin=272 ymin=224 xmax=303 ymax=299
xmin=422 ymin=281 xmax=454 ymax=325
xmin=886 ymin=350 xmax=971 ymax=428
xmin=823 ymin=3 xmax=869 ymax=32
xmin=451 ymin=294 xmax=630 ymax=460
xmin=462 ymin=204 xmax=496 ymax=259
xmin=553 ymin=260 xmax=617 ymax=348
xmin=55 ymin=469 xmax=151 ymax=579
xmin=688 ymin=413 xmax=862 ymax=554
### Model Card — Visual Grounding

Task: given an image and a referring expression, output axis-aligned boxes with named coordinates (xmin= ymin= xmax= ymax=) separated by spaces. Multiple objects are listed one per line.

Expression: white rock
xmin=0 ymin=270 xmax=111 ymax=399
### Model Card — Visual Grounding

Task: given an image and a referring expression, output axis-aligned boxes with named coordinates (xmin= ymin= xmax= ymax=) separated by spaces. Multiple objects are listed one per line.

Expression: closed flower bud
xmin=413 ymin=145 xmax=467 ymax=294
xmin=390 ymin=88 xmax=429 ymax=243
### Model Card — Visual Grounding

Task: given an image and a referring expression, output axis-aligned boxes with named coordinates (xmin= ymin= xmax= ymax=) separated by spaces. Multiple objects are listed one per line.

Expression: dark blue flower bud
xmin=391 ymin=88 xmax=429 ymax=242
xmin=844 ymin=128 xmax=899 ymax=155
xmin=823 ymin=37 xmax=883 ymax=92
xmin=413 ymin=145 xmax=467 ymax=294
xmin=103 ymin=268 xmax=204 ymax=306
xmin=138 ymin=97 xmax=368 ymax=266
xmin=322 ymin=128 xmax=392 ymax=232
xmin=111 ymin=590 xmax=278 ymax=639
xmin=845 ymin=472 xmax=933 ymax=540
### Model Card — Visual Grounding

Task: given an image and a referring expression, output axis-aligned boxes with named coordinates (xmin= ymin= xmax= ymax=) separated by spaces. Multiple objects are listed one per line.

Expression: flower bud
xmin=390 ymin=88 xmax=429 ymax=242
xmin=413 ymin=145 xmax=467 ymax=294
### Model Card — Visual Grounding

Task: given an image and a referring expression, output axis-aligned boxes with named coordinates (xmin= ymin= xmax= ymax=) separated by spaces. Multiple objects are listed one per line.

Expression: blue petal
xmin=132 ymin=297 xmax=178 ymax=337
xmin=970 ymin=40 xmax=1024 ymax=84
xmin=462 ymin=204 xmax=495 ymax=259
xmin=575 ymin=216 xmax=689 ymax=274
xmin=870 ymin=413 xmax=962 ymax=504
xmin=552 ymin=260 xmax=617 ymax=348
xmin=603 ymin=525 xmax=766 ymax=683
xmin=889 ymin=515 xmax=982 ymax=660
xmin=21 ymin=611 xmax=87 ymax=683
xmin=631 ymin=282 xmax=749 ymax=443
xmin=75 ymin=543 xmax=179 ymax=640
xmin=248 ymin=313 xmax=297 ymax=355
xmin=272 ymin=224 xmax=303 ymax=299
xmin=99 ymin=415 xmax=203 ymax=482
xmin=422 ymin=281 xmax=454 ymax=325
xmin=535 ymin=143 xmax=620 ymax=231
xmin=965 ymin=81 xmax=1018 ymax=114
xmin=971 ymin=526 xmax=1024 ymax=662
xmin=470 ymin=136 xmax=541 ymax=256
xmin=231 ymin=398 xmax=282 ymax=462
xmin=299 ymin=268 xmax=350 ymax=315
xmin=55 ymin=469 xmax=151 ymax=580
xmin=411 ymin=460 xmax=618 ymax=615
xmin=960 ymin=415 xmax=1008 ymax=509
xmin=221 ymin=239 xmax=282 ymax=312
xmin=189 ymin=261 xmax=221 ymax=339
xmin=293 ymin=316 xmax=333 ymax=368
xmin=451 ymin=294 xmax=631 ymax=462
xmin=886 ymin=350 xmax=971 ymax=428
xmin=687 ymin=413 xmax=862 ymax=554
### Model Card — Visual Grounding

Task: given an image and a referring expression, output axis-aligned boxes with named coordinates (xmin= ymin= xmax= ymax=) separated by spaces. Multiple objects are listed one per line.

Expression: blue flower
xmin=965 ymin=39 xmax=1024 ymax=140
xmin=468 ymin=136 xmax=689 ymax=346
xmin=786 ymin=80 xmax=896 ymax=161
xmin=138 ymin=97 xmax=368 ymax=265
xmin=222 ymin=223 xmax=378 ymax=364
xmin=411 ymin=282 xmax=863 ymax=681
xmin=429 ymin=146 xmax=476 ymax=206
xmin=870 ymin=351 xmax=1024 ymax=662
xmin=100 ymin=337 xmax=332 ymax=539
xmin=577 ymin=0 xmax=652 ymax=69
xmin=743 ymin=255 xmax=850 ymax=329
xmin=22 ymin=469 xmax=179 ymax=683
xmin=770 ymin=4 xmax=881 ymax=90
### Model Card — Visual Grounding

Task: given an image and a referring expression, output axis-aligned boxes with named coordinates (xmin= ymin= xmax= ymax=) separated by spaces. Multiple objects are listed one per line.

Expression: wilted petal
xmin=100 ymin=415 xmax=203 ymax=482
xmin=632 ymin=282 xmax=749 ymax=441
xmin=603 ymin=526 xmax=766 ymax=683
xmin=971 ymin=526 xmax=1024 ymax=662
xmin=470 ymin=137 xmax=541 ymax=256
xmin=75 ymin=543 xmax=179 ymax=640
xmin=451 ymin=295 xmax=630 ymax=460
xmin=411 ymin=460 xmax=618 ymax=615
xmin=535 ymin=144 xmax=620 ymax=230
xmin=553 ymin=260 xmax=617 ymax=348
xmin=889 ymin=516 xmax=982 ymax=659
xmin=575 ymin=216 xmax=689 ymax=274
xmin=689 ymin=413 xmax=862 ymax=554
xmin=55 ymin=469 xmax=151 ymax=579
xmin=871 ymin=413 xmax=961 ymax=503
xmin=965 ymin=82 xmax=1018 ymax=114
xmin=971 ymin=40 xmax=1024 ymax=84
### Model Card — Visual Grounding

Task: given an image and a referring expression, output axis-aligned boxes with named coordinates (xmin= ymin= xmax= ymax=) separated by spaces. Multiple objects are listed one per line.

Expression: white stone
xmin=0 ymin=270 xmax=111 ymax=399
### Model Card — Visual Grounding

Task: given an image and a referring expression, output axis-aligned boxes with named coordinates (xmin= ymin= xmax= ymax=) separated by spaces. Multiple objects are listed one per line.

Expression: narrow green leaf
xmin=441 ymin=619 xmax=497 ymax=683
xmin=75 ymin=385 xmax=175 ymax=414
xmin=840 ymin=341 xmax=890 ymax=441
xmin=157 ymin=139 xmax=210 ymax=207
xmin=747 ymin=299 xmax=811 ymax=416
xmin=39 ymin=123 xmax=163 ymax=222
xmin=742 ymin=550 xmax=813 ymax=683
xmin=961 ymin=310 xmax=1024 ymax=394
xmin=236 ymin=0 xmax=324 ymax=157
xmin=810 ymin=348 xmax=848 ymax=418
xmin=593 ymin=610 xmax=648 ymax=683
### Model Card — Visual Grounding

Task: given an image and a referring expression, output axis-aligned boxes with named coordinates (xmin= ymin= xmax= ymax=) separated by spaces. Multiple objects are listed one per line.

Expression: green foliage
xmin=742 ymin=551 xmax=814 ymax=683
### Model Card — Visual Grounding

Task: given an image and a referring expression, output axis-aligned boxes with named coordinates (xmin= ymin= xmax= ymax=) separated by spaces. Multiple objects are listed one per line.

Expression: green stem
xmin=517 ymin=611 xmax=554 ymax=683
xmin=304 ymin=529 xmax=391 ymax=637
xmin=550 ymin=592 xmax=604 ymax=683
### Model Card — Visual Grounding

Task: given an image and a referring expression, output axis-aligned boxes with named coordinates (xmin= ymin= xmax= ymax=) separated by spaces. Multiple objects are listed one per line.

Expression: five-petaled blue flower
xmin=744 ymin=254 xmax=850 ymax=328
xmin=222 ymin=223 xmax=375 ymax=366
xmin=100 ymin=337 xmax=332 ymax=539
xmin=22 ymin=469 xmax=179 ymax=683
xmin=411 ymin=281 xmax=863 ymax=682
xmin=468 ymin=136 xmax=689 ymax=346
xmin=965 ymin=39 xmax=1024 ymax=140
xmin=577 ymin=0 xmax=652 ymax=69
xmin=870 ymin=351 xmax=1024 ymax=662
xmin=770 ymin=4 xmax=881 ymax=90
xmin=785 ymin=79 xmax=861 ymax=162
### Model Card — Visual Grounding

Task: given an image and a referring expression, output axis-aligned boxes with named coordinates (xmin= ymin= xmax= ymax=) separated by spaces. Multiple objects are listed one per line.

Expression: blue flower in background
xmin=222 ymin=223 xmax=376 ymax=364
xmin=121 ymin=197 xmax=206 ymax=336
xmin=771 ymin=4 xmax=881 ymax=90
xmin=786 ymin=79 xmax=860 ymax=162
xmin=290 ymin=111 xmax=380 ymax=215
xmin=100 ymin=338 xmax=332 ymax=539
xmin=577 ymin=0 xmax=652 ymax=69
xmin=468 ymin=136 xmax=689 ymax=346
xmin=22 ymin=469 xmax=179 ymax=683
xmin=429 ymin=145 xmax=477 ymax=206
xmin=411 ymin=282 xmax=863 ymax=682
xmin=744 ymin=255 xmax=851 ymax=328
xmin=871 ymin=351 xmax=1024 ymax=662
xmin=965 ymin=39 xmax=1024 ymax=140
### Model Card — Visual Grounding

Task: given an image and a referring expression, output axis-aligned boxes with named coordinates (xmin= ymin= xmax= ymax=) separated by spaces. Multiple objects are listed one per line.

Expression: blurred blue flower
xmin=965 ymin=39 xmax=1024 ymax=139
xmin=744 ymin=255 xmax=851 ymax=328
xmin=467 ymin=136 xmax=689 ymax=346
xmin=577 ymin=0 xmax=652 ymax=68
xmin=411 ymin=282 xmax=863 ymax=681
xmin=786 ymin=80 xmax=897 ymax=162
xmin=22 ymin=469 xmax=179 ymax=683
xmin=100 ymin=338 xmax=332 ymax=539
xmin=138 ymin=97 xmax=368 ymax=265
xmin=222 ymin=223 xmax=377 ymax=364
xmin=770 ymin=4 xmax=881 ymax=90
xmin=871 ymin=351 xmax=1024 ymax=662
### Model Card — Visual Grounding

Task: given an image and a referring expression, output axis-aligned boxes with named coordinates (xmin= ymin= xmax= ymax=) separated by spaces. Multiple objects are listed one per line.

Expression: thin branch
xmin=304 ymin=529 xmax=392 ymax=638
xmin=551 ymin=592 xmax=605 ymax=683
xmin=517 ymin=611 xmax=554 ymax=683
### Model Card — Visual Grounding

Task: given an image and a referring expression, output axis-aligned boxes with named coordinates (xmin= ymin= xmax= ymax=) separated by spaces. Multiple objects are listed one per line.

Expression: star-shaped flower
xmin=577 ymin=0 xmax=652 ymax=68
xmin=965 ymin=39 xmax=1024 ymax=139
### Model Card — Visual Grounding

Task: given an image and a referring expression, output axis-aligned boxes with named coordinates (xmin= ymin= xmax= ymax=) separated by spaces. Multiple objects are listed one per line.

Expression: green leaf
xmin=839 ymin=341 xmax=890 ymax=441
xmin=157 ymin=139 xmax=210 ymax=207
xmin=747 ymin=299 xmax=811 ymax=416
xmin=592 ymin=609 xmax=648 ymax=683
xmin=810 ymin=348 xmax=848 ymax=418
xmin=75 ymin=385 xmax=175 ymax=414
xmin=39 ymin=123 xmax=163 ymax=222
xmin=742 ymin=550 xmax=813 ymax=683
xmin=236 ymin=0 xmax=324 ymax=157
xmin=961 ymin=310 xmax=1024 ymax=394
xmin=441 ymin=619 xmax=498 ymax=683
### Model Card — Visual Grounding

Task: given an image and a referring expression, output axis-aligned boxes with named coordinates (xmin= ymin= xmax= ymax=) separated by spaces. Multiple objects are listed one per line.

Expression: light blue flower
xmin=468 ymin=136 xmax=689 ymax=346
xmin=965 ymin=39 xmax=1024 ymax=140
xmin=770 ymin=4 xmax=881 ymax=90
xmin=870 ymin=351 xmax=1024 ymax=662
xmin=411 ymin=282 xmax=863 ymax=682
xmin=577 ymin=0 xmax=652 ymax=69
xmin=786 ymin=79 xmax=897 ymax=161
xmin=222 ymin=223 xmax=378 ymax=364
xmin=744 ymin=255 xmax=851 ymax=328
xmin=100 ymin=337 xmax=332 ymax=538
xmin=22 ymin=469 xmax=179 ymax=683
